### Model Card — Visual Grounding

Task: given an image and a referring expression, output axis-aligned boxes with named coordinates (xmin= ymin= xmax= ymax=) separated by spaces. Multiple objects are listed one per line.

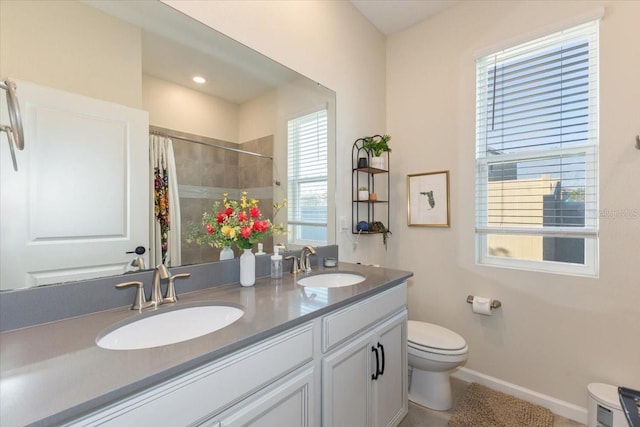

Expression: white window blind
xmin=287 ymin=108 xmax=328 ymax=245
xmin=475 ymin=20 xmax=599 ymax=275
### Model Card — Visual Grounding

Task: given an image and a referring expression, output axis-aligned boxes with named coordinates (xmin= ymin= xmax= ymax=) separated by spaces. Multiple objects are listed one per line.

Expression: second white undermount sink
xmin=96 ymin=303 xmax=244 ymax=350
xmin=297 ymin=272 xmax=365 ymax=288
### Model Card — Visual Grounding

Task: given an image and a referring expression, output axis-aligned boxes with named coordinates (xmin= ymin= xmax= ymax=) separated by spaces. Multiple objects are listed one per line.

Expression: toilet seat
xmin=408 ymin=321 xmax=467 ymax=356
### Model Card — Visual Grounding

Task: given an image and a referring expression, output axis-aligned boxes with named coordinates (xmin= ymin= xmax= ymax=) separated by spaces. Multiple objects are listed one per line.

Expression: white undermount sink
xmin=96 ymin=303 xmax=244 ymax=350
xmin=297 ymin=272 xmax=366 ymax=288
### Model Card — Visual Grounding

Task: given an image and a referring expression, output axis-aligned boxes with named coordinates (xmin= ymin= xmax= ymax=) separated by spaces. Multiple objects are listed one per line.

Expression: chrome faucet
xmin=299 ymin=245 xmax=316 ymax=273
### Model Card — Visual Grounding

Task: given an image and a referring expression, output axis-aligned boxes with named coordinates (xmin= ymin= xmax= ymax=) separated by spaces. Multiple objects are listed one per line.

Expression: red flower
xmin=216 ymin=211 xmax=226 ymax=224
xmin=252 ymin=220 xmax=269 ymax=232
xmin=250 ymin=206 xmax=260 ymax=219
xmin=205 ymin=223 xmax=214 ymax=234
xmin=241 ymin=226 xmax=252 ymax=239
xmin=225 ymin=207 xmax=233 ymax=216
xmin=238 ymin=211 xmax=248 ymax=222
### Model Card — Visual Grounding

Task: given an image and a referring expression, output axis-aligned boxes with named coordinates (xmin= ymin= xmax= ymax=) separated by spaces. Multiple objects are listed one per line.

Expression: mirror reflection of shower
xmin=150 ymin=127 xmax=277 ymax=265
xmin=0 ymin=78 xmax=25 ymax=171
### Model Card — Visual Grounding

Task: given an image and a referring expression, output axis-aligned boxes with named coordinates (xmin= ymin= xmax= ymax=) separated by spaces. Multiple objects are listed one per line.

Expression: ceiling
xmin=88 ymin=1 xmax=299 ymax=104
xmin=350 ymin=0 xmax=459 ymax=35
xmin=90 ymin=1 xmax=459 ymax=105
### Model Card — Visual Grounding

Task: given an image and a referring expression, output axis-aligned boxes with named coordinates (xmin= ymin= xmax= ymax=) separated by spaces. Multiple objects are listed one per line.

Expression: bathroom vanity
xmin=0 ymin=262 xmax=411 ymax=426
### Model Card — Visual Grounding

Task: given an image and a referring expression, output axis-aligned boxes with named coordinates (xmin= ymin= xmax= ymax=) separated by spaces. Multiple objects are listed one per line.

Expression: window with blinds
xmin=287 ymin=108 xmax=328 ymax=245
xmin=475 ymin=20 xmax=599 ymax=276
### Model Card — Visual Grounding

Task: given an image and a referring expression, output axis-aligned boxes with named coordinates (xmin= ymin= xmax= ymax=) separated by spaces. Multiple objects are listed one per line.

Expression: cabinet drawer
xmin=68 ymin=323 xmax=314 ymax=426
xmin=322 ymin=283 xmax=406 ymax=352
xmin=207 ymin=366 xmax=314 ymax=427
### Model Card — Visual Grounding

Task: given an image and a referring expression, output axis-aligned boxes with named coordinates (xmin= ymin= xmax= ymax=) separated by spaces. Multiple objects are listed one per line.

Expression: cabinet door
xmin=373 ymin=311 xmax=407 ymax=427
xmin=322 ymin=332 xmax=374 ymax=427
xmin=213 ymin=367 xmax=314 ymax=427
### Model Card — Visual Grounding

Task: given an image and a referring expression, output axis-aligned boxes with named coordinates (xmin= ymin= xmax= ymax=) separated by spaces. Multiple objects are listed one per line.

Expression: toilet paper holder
xmin=466 ymin=295 xmax=502 ymax=310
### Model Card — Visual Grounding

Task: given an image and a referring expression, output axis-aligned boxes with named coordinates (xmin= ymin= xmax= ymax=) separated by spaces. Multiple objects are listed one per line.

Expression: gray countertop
xmin=0 ymin=262 xmax=412 ymax=427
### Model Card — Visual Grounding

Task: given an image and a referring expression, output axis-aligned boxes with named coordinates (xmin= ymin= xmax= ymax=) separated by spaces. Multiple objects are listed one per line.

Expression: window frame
xmin=475 ymin=20 xmax=600 ymax=277
xmin=287 ymin=107 xmax=329 ymax=247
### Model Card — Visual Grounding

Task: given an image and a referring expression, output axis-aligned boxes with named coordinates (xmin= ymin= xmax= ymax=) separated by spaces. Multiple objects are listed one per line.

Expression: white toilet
xmin=408 ymin=320 xmax=468 ymax=411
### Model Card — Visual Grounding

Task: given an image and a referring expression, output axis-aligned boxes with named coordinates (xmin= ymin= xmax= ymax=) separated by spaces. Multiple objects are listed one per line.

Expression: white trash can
xmin=587 ymin=383 xmax=627 ymax=427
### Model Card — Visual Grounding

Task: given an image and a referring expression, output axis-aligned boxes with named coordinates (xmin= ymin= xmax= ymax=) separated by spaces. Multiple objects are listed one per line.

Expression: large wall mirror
xmin=0 ymin=0 xmax=336 ymax=290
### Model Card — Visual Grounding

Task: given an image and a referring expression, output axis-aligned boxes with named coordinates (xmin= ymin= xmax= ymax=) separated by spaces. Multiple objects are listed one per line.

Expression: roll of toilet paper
xmin=472 ymin=296 xmax=492 ymax=315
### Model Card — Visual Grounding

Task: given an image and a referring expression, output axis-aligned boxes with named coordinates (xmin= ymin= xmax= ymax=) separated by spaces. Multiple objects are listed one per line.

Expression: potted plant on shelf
xmin=362 ymin=134 xmax=391 ymax=170
xmin=369 ymin=221 xmax=391 ymax=249
xmin=358 ymin=186 xmax=369 ymax=201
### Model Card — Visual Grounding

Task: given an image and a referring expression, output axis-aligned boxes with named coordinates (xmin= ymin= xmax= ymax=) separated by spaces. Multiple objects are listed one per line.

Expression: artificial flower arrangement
xmin=187 ymin=192 xmax=286 ymax=250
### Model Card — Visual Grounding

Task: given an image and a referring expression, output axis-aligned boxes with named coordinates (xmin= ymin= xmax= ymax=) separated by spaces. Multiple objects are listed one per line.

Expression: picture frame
xmin=407 ymin=170 xmax=450 ymax=227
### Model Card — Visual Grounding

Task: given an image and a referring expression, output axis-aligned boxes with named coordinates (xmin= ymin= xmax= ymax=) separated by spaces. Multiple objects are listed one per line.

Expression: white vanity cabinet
xmin=63 ymin=282 xmax=407 ymax=427
xmin=321 ymin=284 xmax=408 ymax=427
xmin=65 ymin=323 xmax=314 ymax=427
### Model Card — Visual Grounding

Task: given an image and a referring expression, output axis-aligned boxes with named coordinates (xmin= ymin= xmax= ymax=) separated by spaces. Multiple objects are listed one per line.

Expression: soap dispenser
xmin=271 ymin=246 xmax=283 ymax=279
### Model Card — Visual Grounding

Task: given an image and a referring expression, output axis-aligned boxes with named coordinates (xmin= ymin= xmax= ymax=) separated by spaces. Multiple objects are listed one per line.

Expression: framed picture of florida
xmin=407 ymin=170 xmax=450 ymax=227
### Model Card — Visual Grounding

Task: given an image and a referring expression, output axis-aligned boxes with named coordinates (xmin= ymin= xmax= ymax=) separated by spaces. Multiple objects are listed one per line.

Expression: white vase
xmin=370 ymin=156 xmax=385 ymax=170
xmin=240 ymin=248 xmax=256 ymax=286
xmin=358 ymin=190 xmax=369 ymax=201
xmin=220 ymin=245 xmax=234 ymax=260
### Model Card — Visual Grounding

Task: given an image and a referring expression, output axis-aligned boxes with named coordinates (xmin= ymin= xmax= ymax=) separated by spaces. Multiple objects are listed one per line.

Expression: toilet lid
xmin=408 ymin=321 xmax=466 ymax=351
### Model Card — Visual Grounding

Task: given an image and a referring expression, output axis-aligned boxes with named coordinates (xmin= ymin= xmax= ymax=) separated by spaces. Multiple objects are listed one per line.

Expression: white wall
xmin=164 ymin=0 xmax=389 ymax=263
xmin=386 ymin=0 xmax=640 ymax=408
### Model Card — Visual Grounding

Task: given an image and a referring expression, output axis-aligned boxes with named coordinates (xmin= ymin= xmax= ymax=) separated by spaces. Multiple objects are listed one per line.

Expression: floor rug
xmin=448 ymin=383 xmax=554 ymax=427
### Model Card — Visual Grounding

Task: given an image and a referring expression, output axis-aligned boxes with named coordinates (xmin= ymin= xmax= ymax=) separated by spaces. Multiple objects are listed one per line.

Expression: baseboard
xmin=452 ymin=367 xmax=588 ymax=424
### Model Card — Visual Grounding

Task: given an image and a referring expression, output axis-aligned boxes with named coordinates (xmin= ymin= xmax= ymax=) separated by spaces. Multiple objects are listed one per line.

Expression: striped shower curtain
xmin=150 ymin=134 xmax=181 ymax=267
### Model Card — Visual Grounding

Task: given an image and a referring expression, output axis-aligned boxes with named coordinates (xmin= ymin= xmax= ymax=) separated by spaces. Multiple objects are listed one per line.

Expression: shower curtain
xmin=150 ymin=135 xmax=181 ymax=267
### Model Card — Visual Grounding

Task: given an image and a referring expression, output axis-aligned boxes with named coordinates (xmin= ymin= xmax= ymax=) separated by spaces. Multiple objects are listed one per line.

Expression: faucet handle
xmin=116 ymin=281 xmax=151 ymax=311
xmin=284 ymin=255 xmax=299 ymax=275
xmin=131 ymin=256 xmax=146 ymax=271
xmin=155 ymin=264 xmax=170 ymax=279
xmin=163 ymin=273 xmax=191 ymax=304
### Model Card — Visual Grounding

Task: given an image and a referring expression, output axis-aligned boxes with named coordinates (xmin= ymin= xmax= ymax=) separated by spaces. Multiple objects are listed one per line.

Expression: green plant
xmin=362 ymin=134 xmax=392 ymax=157
xmin=358 ymin=186 xmax=368 ymax=191
xmin=369 ymin=221 xmax=391 ymax=249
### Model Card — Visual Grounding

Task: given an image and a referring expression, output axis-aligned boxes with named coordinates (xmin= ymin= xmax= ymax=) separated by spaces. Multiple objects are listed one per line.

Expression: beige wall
xmin=142 ymin=75 xmax=239 ymax=143
xmin=387 ymin=0 xmax=640 ymax=408
xmin=0 ymin=0 xmax=141 ymax=108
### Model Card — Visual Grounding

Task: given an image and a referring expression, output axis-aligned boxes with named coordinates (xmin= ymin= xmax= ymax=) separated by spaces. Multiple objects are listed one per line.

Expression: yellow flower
xmin=240 ymin=191 xmax=249 ymax=209
xmin=221 ymin=225 xmax=236 ymax=238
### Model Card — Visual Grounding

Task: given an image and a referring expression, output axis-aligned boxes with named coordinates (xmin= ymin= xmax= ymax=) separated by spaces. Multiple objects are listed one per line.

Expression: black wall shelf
xmin=351 ymin=137 xmax=390 ymax=235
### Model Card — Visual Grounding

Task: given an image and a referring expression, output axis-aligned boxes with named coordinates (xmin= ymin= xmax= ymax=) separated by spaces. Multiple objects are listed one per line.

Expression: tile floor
xmin=398 ymin=378 xmax=585 ymax=427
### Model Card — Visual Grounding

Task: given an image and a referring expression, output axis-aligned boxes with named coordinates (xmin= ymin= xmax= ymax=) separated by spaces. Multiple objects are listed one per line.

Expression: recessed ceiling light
xmin=192 ymin=76 xmax=206 ymax=84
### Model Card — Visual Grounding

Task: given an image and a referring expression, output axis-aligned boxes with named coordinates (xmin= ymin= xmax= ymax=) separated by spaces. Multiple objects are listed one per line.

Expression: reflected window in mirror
xmin=287 ymin=108 xmax=328 ymax=246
